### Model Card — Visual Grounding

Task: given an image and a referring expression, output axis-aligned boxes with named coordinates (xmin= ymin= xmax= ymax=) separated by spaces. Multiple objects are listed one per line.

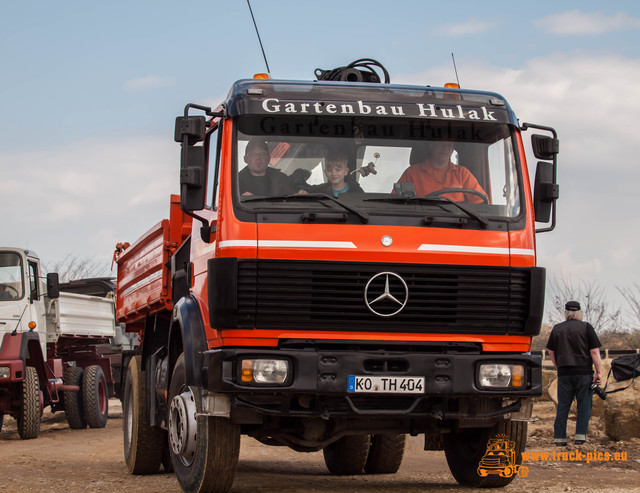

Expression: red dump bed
xmin=115 ymin=195 xmax=192 ymax=327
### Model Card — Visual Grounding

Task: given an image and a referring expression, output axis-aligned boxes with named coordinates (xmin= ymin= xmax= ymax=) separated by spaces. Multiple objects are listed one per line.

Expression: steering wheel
xmin=1 ymin=285 xmax=19 ymax=297
xmin=425 ymin=188 xmax=489 ymax=204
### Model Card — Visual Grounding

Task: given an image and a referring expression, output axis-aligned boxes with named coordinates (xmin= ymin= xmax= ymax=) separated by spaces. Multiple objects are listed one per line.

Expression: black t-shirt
xmin=238 ymin=167 xmax=295 ymax=196
xmin=546 ymin=319 xmax=601 ymax=376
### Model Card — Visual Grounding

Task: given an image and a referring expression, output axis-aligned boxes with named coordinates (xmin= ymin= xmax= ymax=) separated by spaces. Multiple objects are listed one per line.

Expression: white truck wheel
xmin=18 ymin=367 xmax=41 ymax=439
xmin=83 ymin=365 xmax=108 ymax=428
xmin=63 ymin=366 xmax=86 ymax=429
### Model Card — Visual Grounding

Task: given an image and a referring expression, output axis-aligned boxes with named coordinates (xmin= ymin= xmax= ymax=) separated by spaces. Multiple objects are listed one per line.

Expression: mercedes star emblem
xmin=364 ymin=272 xmax=409 ymax=317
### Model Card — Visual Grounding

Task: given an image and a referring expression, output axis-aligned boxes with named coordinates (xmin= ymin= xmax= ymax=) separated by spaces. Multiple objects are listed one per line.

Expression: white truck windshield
xmin=0 ymin=252 xmax=24 ymax=301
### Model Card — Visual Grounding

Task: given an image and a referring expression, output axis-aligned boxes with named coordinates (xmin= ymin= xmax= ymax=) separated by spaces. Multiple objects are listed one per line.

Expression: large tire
xmin=123 ymin=355 xmax=165 ymax=474
xmin=83 ymin=365 xmax=109 ymax=428
xmin=18 ymin=366 xmax=40 ymax=439
xmin=444 ymin=420 xmax=528 ymax=488
xmin=64 ymin=366 xmax=86 ymax=429
xmin=169 ymin=354 xmax=240 ymax=493
xmin=323 ymin=435 xmax=371 ymax=475
xmin=364 ymin=434 xmax=405 ymax=474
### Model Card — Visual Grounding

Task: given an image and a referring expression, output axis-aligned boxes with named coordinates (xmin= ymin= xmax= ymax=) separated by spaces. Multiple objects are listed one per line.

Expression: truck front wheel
xmin=18 ymin=366 xmax=41 ymax=439
xmin=123 ymin=355 xmax=164 ymax=474
xmin=168 ymin=354 xmax=240 ymax=493
xmin=444 ymin=420 xmax=528 ymax=488
xmin=323 ymin=435 xmax=371 ymax=475
xmin=83 ymin=365 xmax=109 ymax=428
xmin=63 ymin=366 xmax=86 ymax=429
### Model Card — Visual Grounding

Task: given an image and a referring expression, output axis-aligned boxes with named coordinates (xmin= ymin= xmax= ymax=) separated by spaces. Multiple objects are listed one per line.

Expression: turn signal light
xmin=28 ymin=321 xmax=36 ymax=330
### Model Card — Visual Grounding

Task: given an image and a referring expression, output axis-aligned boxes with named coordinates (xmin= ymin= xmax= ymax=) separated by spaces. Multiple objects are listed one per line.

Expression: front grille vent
xmin=236 ymin=260 xmax=532 ymax=334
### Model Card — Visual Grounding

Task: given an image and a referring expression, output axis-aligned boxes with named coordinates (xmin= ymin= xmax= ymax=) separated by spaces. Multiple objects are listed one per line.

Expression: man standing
xmin=546 ymin=301 xmax=602 ymax=446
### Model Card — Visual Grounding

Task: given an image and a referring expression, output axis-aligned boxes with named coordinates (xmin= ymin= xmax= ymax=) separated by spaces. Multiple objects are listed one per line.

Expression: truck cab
xmin=118 ymin=64 xmax=559 ymax=491
xmin=0 ymin=248 xmax=50 ymax=357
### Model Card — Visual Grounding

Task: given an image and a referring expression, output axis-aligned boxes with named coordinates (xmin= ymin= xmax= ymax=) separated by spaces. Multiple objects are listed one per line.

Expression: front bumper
xmin=203 ymin=348 xmax=541 ymax=414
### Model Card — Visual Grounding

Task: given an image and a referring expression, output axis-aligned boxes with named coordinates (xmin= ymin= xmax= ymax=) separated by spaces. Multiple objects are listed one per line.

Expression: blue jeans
xmin=554 ymin=374 xmax=593 ymax=441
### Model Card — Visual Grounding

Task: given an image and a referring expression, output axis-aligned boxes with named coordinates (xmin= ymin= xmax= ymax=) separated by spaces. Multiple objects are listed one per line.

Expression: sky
xmin=2 ymin=1 xmax=639 ymax=320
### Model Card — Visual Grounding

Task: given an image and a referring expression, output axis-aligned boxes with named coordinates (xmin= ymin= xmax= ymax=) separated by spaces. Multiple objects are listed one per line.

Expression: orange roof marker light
xmin=444 ymin=82 xmax=460 ymax=89
xmin=253 ymin=73 xmax=270 ymax=79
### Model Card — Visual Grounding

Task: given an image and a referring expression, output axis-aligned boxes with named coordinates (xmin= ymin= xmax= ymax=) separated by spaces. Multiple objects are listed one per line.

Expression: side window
xmin=205 ymin=126 xmax=221 ymax=209
xmin=28 ymin=261 xmax=39 ymax=301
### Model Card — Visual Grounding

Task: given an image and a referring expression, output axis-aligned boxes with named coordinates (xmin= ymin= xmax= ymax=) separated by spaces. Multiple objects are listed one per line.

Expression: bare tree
xmin=545 ymin=274 xmax=623 ymax=333
xmin=618 ymin=283 xmax=640 ymax=330
xmin=45 ymin=253 xmax=109 ymax=283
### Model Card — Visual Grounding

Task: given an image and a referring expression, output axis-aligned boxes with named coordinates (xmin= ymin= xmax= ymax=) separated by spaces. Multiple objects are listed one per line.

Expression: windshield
xmin=234 ymin=115 xmax=522 ymax=221
xmin=0 ymin=252 xmax=24 ymax=301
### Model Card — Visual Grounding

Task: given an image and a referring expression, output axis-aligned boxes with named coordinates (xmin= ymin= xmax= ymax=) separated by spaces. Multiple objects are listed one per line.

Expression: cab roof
xmin=224 ymin=79 xmax=518 ymax=126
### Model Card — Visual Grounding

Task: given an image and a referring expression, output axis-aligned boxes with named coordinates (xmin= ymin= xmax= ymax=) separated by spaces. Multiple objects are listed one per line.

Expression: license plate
xmin=347 ymin=376 xmax=425 ymax=394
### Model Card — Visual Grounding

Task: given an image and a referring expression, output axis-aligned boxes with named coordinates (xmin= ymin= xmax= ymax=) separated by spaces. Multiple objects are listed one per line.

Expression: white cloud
xmin=534 ymin=10 xmax=640 ymax=35
xmin=0 ymin=135 xmax=179 ymax=265
xmin=397 ymin=53 xmax=640 ymax=301
xmin=434 ymin=19 xmax=497 ymax=37
xmin=123 ymin=76 xmax=175 ymax=90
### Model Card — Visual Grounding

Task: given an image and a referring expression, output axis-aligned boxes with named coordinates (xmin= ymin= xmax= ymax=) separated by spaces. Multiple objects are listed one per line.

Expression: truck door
xmin=27 ymin=260 xmax=47 ymax=354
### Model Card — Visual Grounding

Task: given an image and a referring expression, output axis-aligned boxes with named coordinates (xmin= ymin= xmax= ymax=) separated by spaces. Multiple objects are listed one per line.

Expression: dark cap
xmin=565 ymin=301 xmax=581 ymax=311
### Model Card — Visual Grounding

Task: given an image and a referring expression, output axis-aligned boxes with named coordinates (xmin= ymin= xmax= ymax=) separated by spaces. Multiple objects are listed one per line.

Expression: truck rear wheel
xmin=323 ymin=435 xmax=371 ymax=475
xmin=444 ymin=420 xmax=528 ymax=488
xmin=364 ymin=434 xmax=405 ymax=474
xmin=83 ymin=365 xmax=109 ymax=428
xmin=64 ymin=366 xmax=86 ymax=429
xmin=123 ymin=355 xmax=164 ymax=474
xmin=168 ymin=354 xmax=240 ymax=493
xmin=18 ymin=366 xmax=41 ymax=439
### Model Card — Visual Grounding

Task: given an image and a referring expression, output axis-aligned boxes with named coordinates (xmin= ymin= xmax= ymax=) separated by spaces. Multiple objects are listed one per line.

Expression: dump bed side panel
xmin=47 ymin=292 xmax=116 ymax=342
xmin=116 ymin=219 xmax=171 ymax=325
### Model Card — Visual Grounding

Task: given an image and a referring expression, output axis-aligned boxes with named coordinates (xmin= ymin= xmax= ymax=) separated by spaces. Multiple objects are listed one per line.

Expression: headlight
xmin=478 ymin=363 xmax=525 ymax=389
xmin=0 ymin=367 xmax=10 ymax=379
xmin=240 ymin=359 xmax=289 ymax=385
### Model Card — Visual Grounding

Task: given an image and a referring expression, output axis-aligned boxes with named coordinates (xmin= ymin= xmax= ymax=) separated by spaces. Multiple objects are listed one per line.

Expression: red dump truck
xmin=0 ymin=248 xmax=120 ymax=439
xmin=114 ymin=60 xmax=559 ymax=492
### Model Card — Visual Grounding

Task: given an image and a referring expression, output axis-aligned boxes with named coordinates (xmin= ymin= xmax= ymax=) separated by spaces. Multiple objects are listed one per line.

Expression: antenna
xmin=451 ymin=53 xmax=461 ymax=88
xmin=247 ymin=0 xmax=271 ymax=76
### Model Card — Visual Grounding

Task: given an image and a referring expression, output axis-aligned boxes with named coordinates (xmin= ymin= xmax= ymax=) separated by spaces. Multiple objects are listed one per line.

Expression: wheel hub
xmin=169 ymin=389 xmax=198 ymax=465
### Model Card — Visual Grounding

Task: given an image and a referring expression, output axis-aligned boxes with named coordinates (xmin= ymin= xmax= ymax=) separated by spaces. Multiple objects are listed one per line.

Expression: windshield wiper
xmin=242 ymin=193 xmax=370 ymax=224
xmin=364 ymin=196 xmax=488 ymax=228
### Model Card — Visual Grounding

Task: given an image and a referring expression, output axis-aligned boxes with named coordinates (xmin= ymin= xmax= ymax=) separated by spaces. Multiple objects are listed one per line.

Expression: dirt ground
xmin=0 ymin=399 xmax=639 ymax=493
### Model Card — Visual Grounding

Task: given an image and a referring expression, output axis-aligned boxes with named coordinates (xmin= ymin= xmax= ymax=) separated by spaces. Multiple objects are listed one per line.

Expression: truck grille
xmin=236 ymin=260 xmax=534 ymax=334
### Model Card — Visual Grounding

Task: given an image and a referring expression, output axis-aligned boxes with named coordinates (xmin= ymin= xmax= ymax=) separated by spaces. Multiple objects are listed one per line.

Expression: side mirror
xmin=531 ymin=134 xmax=559 ymax=160
xmin=180 ymin=146 xmax=207 ymax=211
xmin=175 ymin=115 xmax=208 ymax=212
xmin=533 ymin=161 xmax=559 ymax=223
xmin=46 ymin=272 xmax=60 ymax=299
xmin=174 ymin=116 xmax=206 ymax=145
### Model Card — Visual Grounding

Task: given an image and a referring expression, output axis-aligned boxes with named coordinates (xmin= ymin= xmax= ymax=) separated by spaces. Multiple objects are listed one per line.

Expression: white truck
xmin=0 ymin=247 xmax=118 ymax=439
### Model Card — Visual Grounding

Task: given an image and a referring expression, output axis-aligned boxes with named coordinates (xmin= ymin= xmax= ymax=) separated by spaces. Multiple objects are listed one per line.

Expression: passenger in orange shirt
xmin=397 ymin=141 xmax=488 ymax=203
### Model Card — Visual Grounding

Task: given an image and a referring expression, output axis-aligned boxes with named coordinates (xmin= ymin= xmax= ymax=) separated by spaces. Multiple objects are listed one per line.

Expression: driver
xmin=396 ymin=140 xmax=487 ymax=203
xmin=0 ymin=284 xmax=15 ymax=301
